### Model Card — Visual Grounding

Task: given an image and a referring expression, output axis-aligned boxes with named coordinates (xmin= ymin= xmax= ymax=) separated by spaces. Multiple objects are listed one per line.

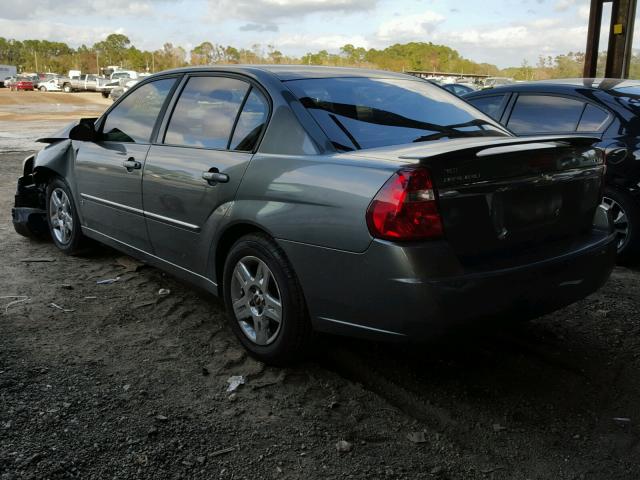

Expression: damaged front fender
xmin=12 ymin=137 xmax=79 ymax=239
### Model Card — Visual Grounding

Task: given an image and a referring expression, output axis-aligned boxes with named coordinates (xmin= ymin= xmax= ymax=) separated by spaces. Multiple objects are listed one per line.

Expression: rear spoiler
xmin=398 ymin=135 xmax=602 ymax=162
xmin=36 ymin=117 xmax=98 ymax=144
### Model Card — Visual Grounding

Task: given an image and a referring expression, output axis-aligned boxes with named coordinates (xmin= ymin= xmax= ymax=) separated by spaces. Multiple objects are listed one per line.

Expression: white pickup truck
xmin=59 ymin=74 xmax=114 ymax=95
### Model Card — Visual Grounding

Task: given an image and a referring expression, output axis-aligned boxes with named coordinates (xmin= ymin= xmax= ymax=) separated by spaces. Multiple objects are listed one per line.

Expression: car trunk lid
xmin=400 ymin=136 xmax=605 ymax=267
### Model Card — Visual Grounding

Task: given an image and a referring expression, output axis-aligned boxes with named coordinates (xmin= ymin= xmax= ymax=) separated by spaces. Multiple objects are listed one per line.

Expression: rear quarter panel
xmin=229 ymin=153 xmax=398 ymax=252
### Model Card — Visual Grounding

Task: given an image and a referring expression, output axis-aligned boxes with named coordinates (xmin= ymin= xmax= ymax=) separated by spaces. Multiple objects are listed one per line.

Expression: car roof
xmin=156 ymin=64 xmax=415 ymax=81
xmin=467 ymin=78 xmax=640 ymax=96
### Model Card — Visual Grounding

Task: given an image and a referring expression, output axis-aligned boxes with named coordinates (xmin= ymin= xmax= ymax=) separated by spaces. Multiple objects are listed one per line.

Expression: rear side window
xmin=102 ymin=78 xmax=176 ymax=143
xmin=165 ymin=76 xmax=249 ymax=149
xmin=287 ymin=77 xmax=507 ymax=151
xmin=577 ymin=104 xmax=609 ymax=132
xmin=467 ymin=94 xmax=508 ymax=120
xmin=230 ymin=89 xmax=269 ymax=151
xmin=508 ymin=95 xmax=585 ymax=134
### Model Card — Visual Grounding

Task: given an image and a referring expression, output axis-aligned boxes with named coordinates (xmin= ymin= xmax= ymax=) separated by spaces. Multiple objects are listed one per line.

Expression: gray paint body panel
xmin=230 ymin=153 xmax=397 ymax=253
xmin=142 ymin=145 xmax=251 ymax=274
xmin=75 ymin=141 xmax=152 ymax=251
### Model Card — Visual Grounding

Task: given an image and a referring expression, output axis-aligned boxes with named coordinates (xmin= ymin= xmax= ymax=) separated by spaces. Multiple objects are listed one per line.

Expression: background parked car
xmin=482 ymin=77 xmax=514 ymax=89
xmin=37 ymin=78 xmax=62 ymax=92
xmin=10 ymin=77 xmax=34 ymax=91
xmin=442 ymin=82 xmax=476 ymax=96
xmin=4 ymin=76 xmax=17 ymax=89
xmin=465 ymin=78 xmax=640 ymax=264
xmin=109 ymin=79 xmax=138 ymax=102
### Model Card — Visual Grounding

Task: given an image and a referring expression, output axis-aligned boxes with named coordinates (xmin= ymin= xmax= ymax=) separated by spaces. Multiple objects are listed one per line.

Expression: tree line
xmin=0 ymin=33 xmax=636 ymax=80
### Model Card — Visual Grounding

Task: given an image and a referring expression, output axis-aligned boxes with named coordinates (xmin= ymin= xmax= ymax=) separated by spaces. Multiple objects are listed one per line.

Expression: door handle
xmin=122 ymin=158 xmax=141 ymax=171
xmin=202 ymin=169 xmax=229 ymax=185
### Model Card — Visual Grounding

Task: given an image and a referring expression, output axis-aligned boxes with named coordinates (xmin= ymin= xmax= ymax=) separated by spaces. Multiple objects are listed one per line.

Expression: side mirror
xmin=69 ymin=121 xmax=96 ymax=142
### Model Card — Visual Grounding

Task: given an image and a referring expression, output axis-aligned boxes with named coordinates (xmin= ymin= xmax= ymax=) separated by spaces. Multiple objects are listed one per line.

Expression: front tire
xmin=46 ymin=178 xmax=86 ymax=255
xmin=63 ymin=84 xmax=72 ymax=93
xmin=39 ymin=86 xmax=46 ymax=92
xmin=223 ymin=233 xmax=311 ymax=365
xmin=602 ymin=187 xmax=640 ymax=265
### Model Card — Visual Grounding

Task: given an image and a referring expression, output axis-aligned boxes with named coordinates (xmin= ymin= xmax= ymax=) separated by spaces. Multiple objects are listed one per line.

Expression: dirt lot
xmin=0 ymin=89 xmax=109 ymax=152
xmin=2 ymin=93 xmax=640 ymax=479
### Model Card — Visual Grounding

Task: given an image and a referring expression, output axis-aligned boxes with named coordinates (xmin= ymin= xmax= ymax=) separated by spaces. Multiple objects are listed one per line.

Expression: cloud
xmin=239 ymin=23 xmax=279 ymax=32
xmin=208 ymin=0 xmax=377 ymax=22
xmin=369 ymin=10 xmax=590 ymax=67
xmin=553 ymin=0 xmax=589 ymax=12
xmin=433 ymin=18 xmax=588 ymax=66
xmin=274 ymin=33 xmax=371 ymax=51
xmin=554 ymin=0 xmax=575 ymax=11
xmin=0 ymin=18 xmax=124 ymax=46
xmin=0 ymin=0 xmax=167 ymax=20
xmin=376 ymin=11 xmax=445 ymax=42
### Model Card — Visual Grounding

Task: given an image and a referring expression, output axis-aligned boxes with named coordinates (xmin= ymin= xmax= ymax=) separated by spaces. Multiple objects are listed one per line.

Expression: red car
xmin=10 ymin=79 xmax=34 ymax=91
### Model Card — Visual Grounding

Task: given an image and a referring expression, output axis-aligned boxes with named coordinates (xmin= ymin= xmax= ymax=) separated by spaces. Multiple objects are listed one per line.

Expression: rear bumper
xmin=409 ymin=232 xmax=617 ymax=336
xmin=280 ymin=230 xmax=617 ymax=341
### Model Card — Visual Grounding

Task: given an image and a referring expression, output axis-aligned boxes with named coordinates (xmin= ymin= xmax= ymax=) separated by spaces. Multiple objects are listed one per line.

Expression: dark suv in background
xmin=465 ymin=79 xmax=640 ymax=264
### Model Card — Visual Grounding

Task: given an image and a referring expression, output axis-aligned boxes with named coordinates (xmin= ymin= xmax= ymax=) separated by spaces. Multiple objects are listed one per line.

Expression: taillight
xmin=366 ymin=167 xmax=443 ymax=241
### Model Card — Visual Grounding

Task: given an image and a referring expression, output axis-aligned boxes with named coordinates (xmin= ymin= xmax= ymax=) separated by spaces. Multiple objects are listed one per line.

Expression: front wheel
xmin=46 ymin=178 xmax=86 ymax=255
xmin=602 ymin=187 xmax=640 ymax=265
xmin=63 ymin=84 xmax=72 ymax=93
xmin=39 ymin=86 xmax=46 ymax=92
xmin=223 ymin=233 xmax=311 ymax=365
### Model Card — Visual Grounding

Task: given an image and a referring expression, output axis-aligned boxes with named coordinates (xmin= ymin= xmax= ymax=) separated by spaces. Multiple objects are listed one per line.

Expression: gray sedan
xmin=12 ymin=66 xmax=617 ymax=364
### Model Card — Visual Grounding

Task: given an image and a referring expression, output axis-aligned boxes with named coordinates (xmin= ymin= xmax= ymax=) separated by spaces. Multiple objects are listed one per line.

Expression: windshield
xmin=286 ymin=77 xmax=508 ymax=151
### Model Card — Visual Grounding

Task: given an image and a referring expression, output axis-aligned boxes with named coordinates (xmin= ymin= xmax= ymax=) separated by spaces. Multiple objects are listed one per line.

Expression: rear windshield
xmin=286 ymin=77 xmax=508 ymax=150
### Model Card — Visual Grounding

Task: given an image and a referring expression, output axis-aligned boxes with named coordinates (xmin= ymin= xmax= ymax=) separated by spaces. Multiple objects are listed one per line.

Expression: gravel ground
xmin=2 ymin=112 xmax=640 ymax=479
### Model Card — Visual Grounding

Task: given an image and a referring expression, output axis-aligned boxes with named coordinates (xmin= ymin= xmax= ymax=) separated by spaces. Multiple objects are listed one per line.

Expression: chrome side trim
xmin=81 ymin=193 xmax=143 ymax=216
xmin=318 ymin=316 xmax=406 ymax=337
xmin=81 ymin=226 xmax=217 ymax=288
xmin=81 ymin=193 xmax=200 ymax=231
xmin=144 ymin=210 xmax=200 ymax=231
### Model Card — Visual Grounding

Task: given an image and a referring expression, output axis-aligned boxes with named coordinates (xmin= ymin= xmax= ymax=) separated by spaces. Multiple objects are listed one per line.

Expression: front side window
xmin=287 ymin=77 xmax=508 ymax=151
xmin=468 ymin=94 xmax=508 ymax=121
xmin=102 ymin=78 xmax=176 ymax=143
xmin=164 ymin=76 xmax=249 ymax=149
xmin=508 ymin=95 xmax=585 ymax=134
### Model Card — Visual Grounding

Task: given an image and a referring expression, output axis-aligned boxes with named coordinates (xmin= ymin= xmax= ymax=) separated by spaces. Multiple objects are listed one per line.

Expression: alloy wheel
xmin=602 ymin=196 xmax=630 ymax=251
xmin=230 ymin=256 xmax=283 ymax=346
xmin=49 ymin=188 xmax=74 ymax=244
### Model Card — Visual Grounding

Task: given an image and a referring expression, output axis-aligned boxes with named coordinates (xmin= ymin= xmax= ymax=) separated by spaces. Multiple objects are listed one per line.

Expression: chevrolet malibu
xmin=12 ymin=66 xmax=617 ymax=364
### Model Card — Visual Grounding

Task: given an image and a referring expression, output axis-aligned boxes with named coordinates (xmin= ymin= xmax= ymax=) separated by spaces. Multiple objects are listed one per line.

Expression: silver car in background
xmin=12 ymin=66 xmax=616 ymax=364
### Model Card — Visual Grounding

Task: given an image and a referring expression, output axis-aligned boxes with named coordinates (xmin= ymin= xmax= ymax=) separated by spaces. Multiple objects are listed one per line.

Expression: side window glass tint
xmin=468 ymin=95 xmax=506 ymax=120
xmin=578 ymin=104 xmax=609 ymax=132
xmin=102 ymin=78 xmax=175 ymax=143
xmin=508 ymin=95 xmax=584 ymax=133
xmin=230 ymin=89 xmax=269 ymax=151
xmin=165 ymin=76 xmax=249 ymax=149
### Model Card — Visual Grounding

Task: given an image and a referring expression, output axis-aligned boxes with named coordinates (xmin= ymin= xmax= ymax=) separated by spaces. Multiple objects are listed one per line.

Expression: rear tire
xmin=39 ymin=86 xmax=46 ymax=92
xmin=603 ymin=187 xmax=640 ymax=265
xmin=223 ymin=233 xmax=312 ymax=365
xmin=63 ymin=84 xmax=72 ymax=93
xmin=45 ymin=178 xmax=86 ymax=255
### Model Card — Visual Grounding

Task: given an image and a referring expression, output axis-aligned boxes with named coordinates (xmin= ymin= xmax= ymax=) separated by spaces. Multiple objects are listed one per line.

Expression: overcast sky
xmin=0 ymin=0 xmax=628 ymax=68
